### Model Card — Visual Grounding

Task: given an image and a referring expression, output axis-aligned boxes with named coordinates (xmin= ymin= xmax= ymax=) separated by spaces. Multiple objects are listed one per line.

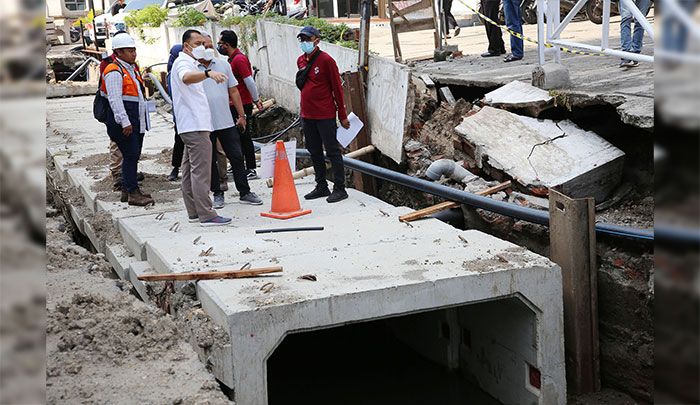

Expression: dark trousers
xmin=443 ymin=0 xmax=458 ymax=34
xmin=230 ymin=103 xmax=256 ymax=171
xmin=106 ymin=123 xmax=143 ymax=193
xmin=302 ymin=118 xmax=344 ymax=190
xmin=209 ymin=126 xmax=251 ymax=197
xmin=481 ymin=0 xmax=506 ymax=54
xmin=171 ymin=124 xmax=184 ymax=168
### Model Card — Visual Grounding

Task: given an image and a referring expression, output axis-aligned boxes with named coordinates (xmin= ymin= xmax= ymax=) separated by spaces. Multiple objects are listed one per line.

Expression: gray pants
xmin=180 ymin=131 xmax=217 ymax=222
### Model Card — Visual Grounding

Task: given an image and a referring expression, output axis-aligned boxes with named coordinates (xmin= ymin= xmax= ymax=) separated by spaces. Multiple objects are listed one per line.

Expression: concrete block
xmin=484 ymin=80 xmax=554 ymax=116
xmin=47 ymin=82 xmax=97 ymax=99
xmin=105 ymin=243 xmax=137 ymax=280
xmin=532 ymin=63 xmax=571 ymax=90
xmin=127 ymin=261 xmax=154 ymax=302
xmin=455 ymin=106 xmax=625 ymax=201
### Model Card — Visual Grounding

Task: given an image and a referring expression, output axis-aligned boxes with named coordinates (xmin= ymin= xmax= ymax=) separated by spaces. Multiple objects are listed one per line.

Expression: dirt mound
xmin=48 ymin=293 xmax=181 ymax=366
xmin=45 ymin=211 xmax=229 ymax=404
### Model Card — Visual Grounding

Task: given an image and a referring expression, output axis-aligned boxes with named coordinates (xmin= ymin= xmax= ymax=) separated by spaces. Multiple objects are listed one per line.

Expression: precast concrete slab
xmin=127 ymin=196 xmax=566 ymax=404
xmin=47 ymin=95 xmax=566 ymax=404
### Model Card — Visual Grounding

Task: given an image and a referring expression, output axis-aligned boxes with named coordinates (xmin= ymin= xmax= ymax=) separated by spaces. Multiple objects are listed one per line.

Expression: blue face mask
xmin=300 ymin=41 xmax=315 ymax=54
xmin=217 ymin=45 xmax=227 ymax=56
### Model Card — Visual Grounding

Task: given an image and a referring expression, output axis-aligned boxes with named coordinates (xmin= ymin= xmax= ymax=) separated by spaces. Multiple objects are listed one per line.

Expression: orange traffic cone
xmin=261 ymin=141 xmax=312 ymax=220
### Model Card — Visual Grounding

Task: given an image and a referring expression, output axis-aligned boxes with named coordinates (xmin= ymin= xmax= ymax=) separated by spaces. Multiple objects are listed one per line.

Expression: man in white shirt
xmin=196 ymin=35 xmax=263 ymax=209
xmin=170 ymin=29 xmax=231 ymax=227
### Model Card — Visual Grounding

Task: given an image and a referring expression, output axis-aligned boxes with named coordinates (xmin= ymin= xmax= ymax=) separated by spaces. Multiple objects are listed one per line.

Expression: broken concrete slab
xmin=483 ymin=80 xmax=554 ymax=116
xmin=455 ymin=106 xmax=625 ymax=202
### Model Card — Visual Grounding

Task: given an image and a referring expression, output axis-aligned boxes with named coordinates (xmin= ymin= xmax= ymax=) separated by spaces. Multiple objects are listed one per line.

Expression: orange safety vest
xmin=99 ymin=62 xmax=145 ymax=102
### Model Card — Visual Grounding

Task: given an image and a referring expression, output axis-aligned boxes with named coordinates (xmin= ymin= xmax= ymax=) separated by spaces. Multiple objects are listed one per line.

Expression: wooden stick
xmin=266 ymin=145 xmax=376 ymax=188
xmin=138 ymin=266 xmax=283 ymax=281
xmin=399 ymin=180 xmax=512 ymax=222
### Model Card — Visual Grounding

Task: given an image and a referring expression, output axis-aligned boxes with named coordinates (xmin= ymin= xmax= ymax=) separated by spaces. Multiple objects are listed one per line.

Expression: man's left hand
xmin=255 ymin=100 xmax=265 ymax=112
xmin=236 ymin=116 xmax=247 ymax=130
xmin=340 ymin=118 xmax=350 ymax=129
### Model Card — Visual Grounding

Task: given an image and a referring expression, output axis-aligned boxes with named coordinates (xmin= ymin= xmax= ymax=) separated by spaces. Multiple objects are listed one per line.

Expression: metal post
xmin=536 ymin=0 xmax=546 ymax=64
xmin=548 ymin=0 xmax=561 ymax=62
xmin=80 ymin=20 xmax=86 ymax=49
xmin=549 ymin=189 xmax=600 ymax=395
xmin=358 ymin=0 xmax=371 ymax=82
xmin=88 ymin=0 xmax=99 ymax=51
xmin=601 ymin=0 xmax=610 ymax=50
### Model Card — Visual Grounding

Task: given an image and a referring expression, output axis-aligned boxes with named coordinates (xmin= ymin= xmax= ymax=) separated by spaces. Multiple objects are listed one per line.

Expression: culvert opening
xmin=267 ymin=297 xmax=540 ymax=405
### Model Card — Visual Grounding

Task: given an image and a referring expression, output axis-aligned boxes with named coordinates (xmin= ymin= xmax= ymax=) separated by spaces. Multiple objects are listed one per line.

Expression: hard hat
xmin=111 ymin=33 xmax=136 ymax=50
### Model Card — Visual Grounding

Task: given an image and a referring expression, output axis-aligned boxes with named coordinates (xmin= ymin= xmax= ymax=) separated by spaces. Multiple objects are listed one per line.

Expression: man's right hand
xmin=122 ymin=125 xmax=133 ymax=136
xmin=208 ymin=71 xmax=227 ymax=84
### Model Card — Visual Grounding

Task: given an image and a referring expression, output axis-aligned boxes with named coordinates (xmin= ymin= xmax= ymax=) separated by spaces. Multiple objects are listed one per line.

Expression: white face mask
xmin=203 ymin=48 xmax=216 ymax=61
xmin=190 ymin=44 xmax=207 ymax=60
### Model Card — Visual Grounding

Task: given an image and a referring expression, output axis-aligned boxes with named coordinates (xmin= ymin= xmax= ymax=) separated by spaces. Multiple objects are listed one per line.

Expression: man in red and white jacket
xmin=296 ymin=26 xmax=350 ymax=203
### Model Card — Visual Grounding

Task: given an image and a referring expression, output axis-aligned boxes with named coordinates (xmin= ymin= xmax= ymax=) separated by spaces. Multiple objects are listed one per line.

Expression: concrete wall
xmin=386 ymin=297 xmax=541 ymax=405
xmin=127 ymin=19 xmax=409 ymax=163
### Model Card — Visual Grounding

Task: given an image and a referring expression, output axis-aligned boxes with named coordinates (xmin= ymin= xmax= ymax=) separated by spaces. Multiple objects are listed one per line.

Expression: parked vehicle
xmin=585 ymin=0 xmax=620 ymax=24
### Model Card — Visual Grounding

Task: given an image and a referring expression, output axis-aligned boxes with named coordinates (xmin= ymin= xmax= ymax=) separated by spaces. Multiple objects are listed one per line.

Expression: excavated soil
xmin=46 ymin=212 xmax=230 ymax=404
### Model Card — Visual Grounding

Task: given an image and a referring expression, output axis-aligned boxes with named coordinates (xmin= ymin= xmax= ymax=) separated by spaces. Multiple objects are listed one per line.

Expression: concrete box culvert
xmin=265 ymin=295 xmax=545 ymax=405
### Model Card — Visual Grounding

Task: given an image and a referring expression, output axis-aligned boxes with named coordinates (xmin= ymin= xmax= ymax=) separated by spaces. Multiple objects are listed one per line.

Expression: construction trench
xmin=43 ymin=21 xmax=657 ymax=405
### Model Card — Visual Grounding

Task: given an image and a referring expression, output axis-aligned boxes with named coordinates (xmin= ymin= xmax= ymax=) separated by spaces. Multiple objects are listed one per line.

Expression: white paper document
xmin=336 ymin=112 xmax=364 ymax=148
xmin=259 ymin=139 xmax=297 ymax=179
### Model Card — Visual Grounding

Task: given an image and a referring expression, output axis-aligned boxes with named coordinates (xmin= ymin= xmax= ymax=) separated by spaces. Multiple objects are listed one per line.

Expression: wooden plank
xmin=399 ymin=180 xmax=511 ymax=222
xmin=549 ymin=190 xmax=600 ymax=394
xmin=342 ymin=71 xmax=377 ymax=195
xmin=138 ymin=266 xmax=283 ymax=281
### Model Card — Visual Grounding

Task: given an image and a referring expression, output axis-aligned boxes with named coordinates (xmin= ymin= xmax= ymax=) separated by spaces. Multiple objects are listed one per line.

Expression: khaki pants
xmin=180 ymin=131 xmax=217 ymax=222
xmin=110 ymin=141 xmax=122 ymax=183
xmin=216 ymin=139 xmax=227 ymax=181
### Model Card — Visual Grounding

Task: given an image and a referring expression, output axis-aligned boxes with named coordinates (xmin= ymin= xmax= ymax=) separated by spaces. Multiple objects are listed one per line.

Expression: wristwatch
xmin=204 ymin=69 xmax=211 ymax=78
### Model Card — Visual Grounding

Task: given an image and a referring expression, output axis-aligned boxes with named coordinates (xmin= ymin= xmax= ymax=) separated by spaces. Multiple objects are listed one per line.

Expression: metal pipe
xmin=146 ymin=72 xmax=172 ymax=105
xmin=66 ymin=56 xmax=101 ymax=81
xmin=602 ymin=0 xmax=611 ymax=49
xmin=536 ymin=0 xmax=546 ymax=65
xmin=549 ymin=39 xmax=654 ymax=62
xmin=255 ymin=226 xmax=325 ymax=234
xmin=296 ymin=150 xmax=678 ymax=244
xmin=552 ymin=0 xmax=589 ymax=39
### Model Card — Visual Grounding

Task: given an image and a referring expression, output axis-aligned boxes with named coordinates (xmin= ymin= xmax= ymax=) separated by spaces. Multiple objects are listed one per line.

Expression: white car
xmin=88 ymin=0 xmax=216 ymax=46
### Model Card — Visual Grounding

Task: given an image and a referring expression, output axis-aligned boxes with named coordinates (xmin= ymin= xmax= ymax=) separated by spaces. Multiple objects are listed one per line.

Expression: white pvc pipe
xmin=537 ymin=0 xmax=546 ymax=64
xmin=551 ymin=0 xmax=588 ymax=38
xmin=550 ymin=39 xmax=654 ymax=62
xmin=601 ymin=0 xmax=611 ymax=49
xmin=619 ymin=0 xmax=655 ymax=40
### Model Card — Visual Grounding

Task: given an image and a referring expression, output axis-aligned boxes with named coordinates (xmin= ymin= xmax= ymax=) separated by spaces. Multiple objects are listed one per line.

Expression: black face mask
xmin=217 ymin=45 xmax=227 ymax=56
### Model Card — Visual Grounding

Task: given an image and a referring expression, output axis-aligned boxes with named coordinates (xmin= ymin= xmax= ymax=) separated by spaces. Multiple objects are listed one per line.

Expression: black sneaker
xmin=326 ymin=188 xmax=348 ymax=203
xmin=304 ymin=185 xmax=331 ymax=200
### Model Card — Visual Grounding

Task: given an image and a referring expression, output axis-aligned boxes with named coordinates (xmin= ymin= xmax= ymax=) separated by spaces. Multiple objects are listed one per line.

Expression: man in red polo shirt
xmin=217 ymin=30 xmax=264 ymax=180
xmin=295 ymin=26 xmax=350 ymax=203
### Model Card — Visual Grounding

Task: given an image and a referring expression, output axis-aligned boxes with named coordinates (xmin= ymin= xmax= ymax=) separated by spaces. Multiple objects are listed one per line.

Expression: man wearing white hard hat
xmin=100 ymin=32 xmax=154 ymax=206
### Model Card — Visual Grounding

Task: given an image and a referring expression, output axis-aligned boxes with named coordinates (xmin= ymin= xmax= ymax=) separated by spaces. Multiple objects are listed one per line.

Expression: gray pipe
xmin=425 ymin=159 xmax=476 ymax=184
xmin=66 ymin=57 xmax=101 ymax=81
xmin=146 ymin=72 xmax=172 ymax=105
